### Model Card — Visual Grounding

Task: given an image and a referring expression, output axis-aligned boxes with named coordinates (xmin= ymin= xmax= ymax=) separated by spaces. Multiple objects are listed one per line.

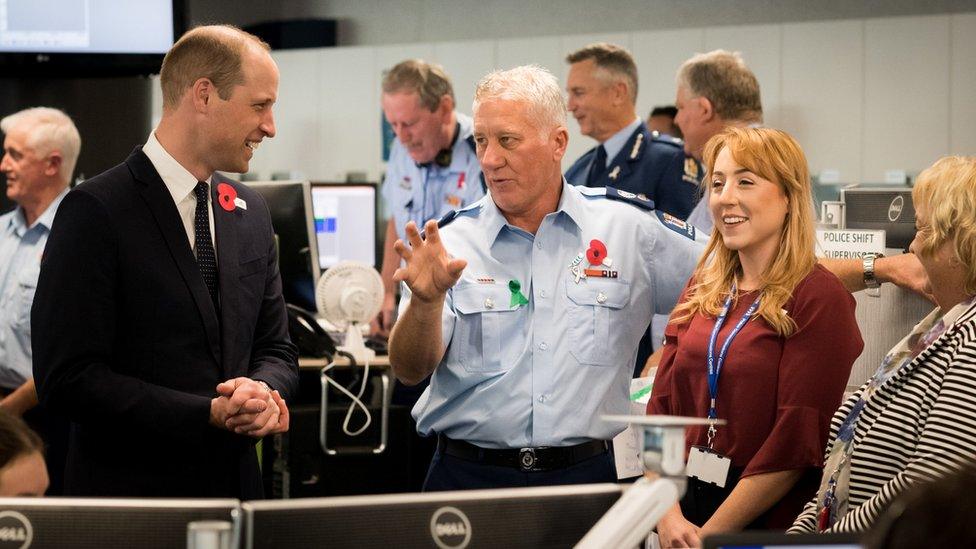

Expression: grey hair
xmin=566 ymin=42 xmax=639 ymax=105
xmin=382 ymin=59 xmax=456 ymax=112
xmin=473 ymin=65 xmax=567 ymax=133
xmin=1 ymin=107 xmax=81 ymax=185
xmin=676 ymin=50 xmax=762 ymax=124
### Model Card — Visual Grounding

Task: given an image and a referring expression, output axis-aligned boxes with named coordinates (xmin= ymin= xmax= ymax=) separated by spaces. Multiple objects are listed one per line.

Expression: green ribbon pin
xmin=509 ymin=279 xmax=529 ymax=308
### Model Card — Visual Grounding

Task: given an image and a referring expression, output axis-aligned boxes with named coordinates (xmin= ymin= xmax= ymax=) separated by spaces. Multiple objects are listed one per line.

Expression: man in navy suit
xmin=564 ymin=42 xmax=700 ymax=220
xmin=31 ymin=25 xmax=299 ymax=498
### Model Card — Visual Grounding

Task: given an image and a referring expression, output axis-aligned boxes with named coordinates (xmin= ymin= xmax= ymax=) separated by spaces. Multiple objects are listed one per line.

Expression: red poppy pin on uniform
xmin=585 ymin=239 xmax=613 ymax=268
xmin=586 ymin=239 xmax=607 ymax=265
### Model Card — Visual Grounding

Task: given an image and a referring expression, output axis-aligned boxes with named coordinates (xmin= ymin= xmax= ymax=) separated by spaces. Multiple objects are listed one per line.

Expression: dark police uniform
xmin=565 ymin=121 xmax=701 ymax=220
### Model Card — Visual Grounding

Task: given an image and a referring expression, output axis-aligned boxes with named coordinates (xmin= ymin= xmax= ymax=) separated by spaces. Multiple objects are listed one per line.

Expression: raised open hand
xmin=392 ymin=220 xmax=467 ymax=303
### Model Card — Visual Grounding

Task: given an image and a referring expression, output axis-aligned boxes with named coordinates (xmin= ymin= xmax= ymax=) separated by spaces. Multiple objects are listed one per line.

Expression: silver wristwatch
xmin=862 ymin=253 xmax=885 ymax=290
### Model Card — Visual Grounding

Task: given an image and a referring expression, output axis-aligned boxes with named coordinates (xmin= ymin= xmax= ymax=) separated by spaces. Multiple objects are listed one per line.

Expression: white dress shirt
xmin=142 ymin=131 xmax=217 ymax=260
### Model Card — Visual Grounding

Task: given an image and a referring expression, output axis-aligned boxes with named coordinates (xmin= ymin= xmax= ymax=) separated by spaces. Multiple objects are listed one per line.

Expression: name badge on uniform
xmin=686 ymin=446 xmax=731 ymax=488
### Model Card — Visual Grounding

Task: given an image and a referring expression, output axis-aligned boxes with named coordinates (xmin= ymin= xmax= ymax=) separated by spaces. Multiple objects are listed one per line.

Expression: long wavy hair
xmin=670 ymin=127 xmax=817 ymax=336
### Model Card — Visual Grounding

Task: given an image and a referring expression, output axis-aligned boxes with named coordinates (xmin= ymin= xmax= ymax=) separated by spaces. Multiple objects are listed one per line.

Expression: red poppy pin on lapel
xmin=217 ymin=183 xmax=246 ymax=212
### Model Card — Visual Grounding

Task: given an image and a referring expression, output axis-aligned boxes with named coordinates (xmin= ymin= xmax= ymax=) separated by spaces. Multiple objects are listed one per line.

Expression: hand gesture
xmin=392 ymin=220 xmax=466 ymax=303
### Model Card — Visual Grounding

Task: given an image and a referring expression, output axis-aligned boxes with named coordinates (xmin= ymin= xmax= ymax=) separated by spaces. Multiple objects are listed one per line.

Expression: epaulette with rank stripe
xmin=655 ymin=210 xmax=696 ymax=240
xmin=604 ymin=186 xmax=655 ymax=210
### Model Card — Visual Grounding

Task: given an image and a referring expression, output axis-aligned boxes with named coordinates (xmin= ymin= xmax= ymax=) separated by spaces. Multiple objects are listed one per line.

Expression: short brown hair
xmin=566 ymin=42 xmax=639 ymax=104
xmin=0 ymin=410 xmax=44 ymax=473
xmin=677 ymin=50 xmax=762 ymax=124
xmin=382 ymin=59 xmax=455 ymax=112
xmin=160 ymin=25 xmax=270 ymax=110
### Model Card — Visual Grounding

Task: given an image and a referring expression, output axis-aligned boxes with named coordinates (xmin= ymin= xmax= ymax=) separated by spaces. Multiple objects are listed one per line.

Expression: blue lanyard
xmin=706 ymin=286 xmax=761 ymax=420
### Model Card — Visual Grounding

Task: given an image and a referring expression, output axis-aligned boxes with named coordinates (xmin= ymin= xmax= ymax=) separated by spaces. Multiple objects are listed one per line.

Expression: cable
xmin=324 ymin=350 xmax=372 ymax=436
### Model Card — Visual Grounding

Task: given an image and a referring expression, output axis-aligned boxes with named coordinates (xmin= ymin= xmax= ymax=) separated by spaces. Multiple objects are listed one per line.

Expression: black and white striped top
xmin=790 ymin=299 xmax=976 ymax=533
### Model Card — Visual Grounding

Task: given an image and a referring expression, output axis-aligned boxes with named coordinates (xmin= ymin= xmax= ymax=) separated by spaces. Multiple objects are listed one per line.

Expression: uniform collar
xmin=143 ymin=130 xmax=211 ymax=205
xmin=482 ymin=178 xmax=584 ymax=245
xmin=4 ymin=187 xmax=69 ymax=236
xmin=446 ymin=112 xmax=475 ymax=173
xmin=601 ymin=117 xmax=642 ymax=165
xmin=33 ymin=187 xmax=69 ymax=231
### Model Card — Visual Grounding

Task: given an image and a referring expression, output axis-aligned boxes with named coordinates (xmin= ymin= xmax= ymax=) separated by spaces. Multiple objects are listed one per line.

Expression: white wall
xmin=153 ymin=12 xmax=976 ymax=185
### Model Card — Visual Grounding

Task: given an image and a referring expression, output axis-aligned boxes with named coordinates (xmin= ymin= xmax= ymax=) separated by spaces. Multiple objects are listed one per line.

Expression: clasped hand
xmin=209 ymin=377 xmax=290 ymax=438
xmin=392 ymin=220 xmax=467 ymax=303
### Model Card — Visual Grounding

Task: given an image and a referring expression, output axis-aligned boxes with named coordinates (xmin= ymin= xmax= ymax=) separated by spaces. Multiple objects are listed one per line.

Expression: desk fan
xmin=315 ymin=260 xmax=383 ymax=364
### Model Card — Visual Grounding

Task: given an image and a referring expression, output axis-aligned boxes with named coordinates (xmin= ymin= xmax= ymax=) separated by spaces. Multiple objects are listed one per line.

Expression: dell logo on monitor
xmin=0 ymin=510 xmax=32 ymax=548
xmin=888 ymin=195 xmax=905 ymax=222
xmin=430 ymin=506 xmax=471 ymax=549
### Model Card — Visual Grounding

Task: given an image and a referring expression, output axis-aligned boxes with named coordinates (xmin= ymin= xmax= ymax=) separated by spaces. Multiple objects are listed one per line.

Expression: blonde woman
xmin=648 ymin=127 xmax=863 ymax=547
xmin=791 ymin=157 xmax=976 ymax=535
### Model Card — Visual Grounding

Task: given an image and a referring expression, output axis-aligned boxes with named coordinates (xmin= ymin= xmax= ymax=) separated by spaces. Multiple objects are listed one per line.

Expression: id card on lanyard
xmin=686 ymin=287 xmax=761 ymax=489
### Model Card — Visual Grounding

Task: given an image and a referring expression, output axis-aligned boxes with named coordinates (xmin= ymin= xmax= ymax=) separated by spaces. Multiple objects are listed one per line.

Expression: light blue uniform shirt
xmin=0 ymin=189 xmax=68 ymax=389
xmin=406 ymin=182 xmax=704 ymax=448
xmin=381 ymin=112 xmax=485 ymax=240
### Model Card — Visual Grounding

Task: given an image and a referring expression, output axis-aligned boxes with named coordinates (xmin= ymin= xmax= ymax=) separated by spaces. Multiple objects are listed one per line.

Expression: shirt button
xmin=484 ymin=297 xmax=494 ymax=309
xmin=536 ymin=241 xmax=543 ymax=249
xmin=538 ymin=394 xmax=547 ymax=403
xmin=538 ymin=342 xmax=549 ymax=351
xmin=539 ymin=290 xmax=547 ymax=298
xmin=596 ymin=292 xmax=608 ymax=304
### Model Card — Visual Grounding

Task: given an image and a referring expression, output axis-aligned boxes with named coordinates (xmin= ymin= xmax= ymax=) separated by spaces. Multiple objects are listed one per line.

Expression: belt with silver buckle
xmin=437 ymin=435 xmax=608 ymax=472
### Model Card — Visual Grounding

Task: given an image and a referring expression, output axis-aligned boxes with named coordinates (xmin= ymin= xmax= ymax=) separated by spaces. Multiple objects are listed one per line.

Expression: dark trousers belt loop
xmin=437 ymin=435 xmax=609 ymax=472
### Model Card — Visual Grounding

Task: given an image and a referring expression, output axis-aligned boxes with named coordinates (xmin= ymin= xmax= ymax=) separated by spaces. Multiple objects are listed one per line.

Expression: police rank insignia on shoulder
xmin=655 ymin=210 xmax=696 ymax=240
xmin=683 ymin=157 xmax=700 ymax=184
xmin=605 ymin=186 xmax=655 ymax=210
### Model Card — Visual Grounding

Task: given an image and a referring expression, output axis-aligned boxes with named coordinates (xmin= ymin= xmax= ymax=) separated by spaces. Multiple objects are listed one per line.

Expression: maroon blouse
xmin=648 ymin=264 xmax=863 ymax=525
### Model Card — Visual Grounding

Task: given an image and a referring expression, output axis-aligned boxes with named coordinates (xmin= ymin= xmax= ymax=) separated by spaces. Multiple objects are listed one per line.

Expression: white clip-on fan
xmin=316 ymin=260 xmax=384 ymax=364
xmin=316 ymin=261 xmax=384 ymax=437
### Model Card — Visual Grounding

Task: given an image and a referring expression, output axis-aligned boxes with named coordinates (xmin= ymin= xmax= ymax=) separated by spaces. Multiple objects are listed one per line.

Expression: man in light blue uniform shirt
xmin=388 ymin=65 xmax=703 ymax=491
xmin=0 ymin=107 xmax=80 ymax=418
xmin=378 ymin=59 xmax=484 ymax=336
xmin=0 ymin=107 xmax=79 ymax=496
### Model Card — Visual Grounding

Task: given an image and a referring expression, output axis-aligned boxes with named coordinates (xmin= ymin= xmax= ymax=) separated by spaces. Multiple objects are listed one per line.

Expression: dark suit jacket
xmin=32 ymin=148 xmax=299 ymax=499
xmin=565 ymin=122 xmax=700 ymax=220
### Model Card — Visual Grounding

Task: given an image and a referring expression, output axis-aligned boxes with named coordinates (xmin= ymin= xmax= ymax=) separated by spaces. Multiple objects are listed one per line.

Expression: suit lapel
xmin=127 ymin=148 xmax=222 ymax=366
xmin=213 ymin=176 xmax=242 ymax=376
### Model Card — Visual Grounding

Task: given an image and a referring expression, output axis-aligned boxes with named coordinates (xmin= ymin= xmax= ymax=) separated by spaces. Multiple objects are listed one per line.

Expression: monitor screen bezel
xmin=0 ymin=0 xmax=186 ymax=77
xmin=309 ymin=181 xmax=380 ymax=271
xmin=0 ymin=497 xmax=241 ymax=548
xmin=245 ymin=179 xmax=322 ymax=312
xmin=241 ymin=483 xmax=623 ymax=549
xmin=703 ymin=531 xmax=863 ymax=549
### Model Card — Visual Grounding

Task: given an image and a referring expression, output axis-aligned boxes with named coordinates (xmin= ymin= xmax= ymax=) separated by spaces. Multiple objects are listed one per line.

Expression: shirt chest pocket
xmin=452 ymin=285 xmax=518 ymax=373
xmin=565 ymin=278 xmax=631 ymax=366
xmin=13 ymin=267 xmax=40 ymax=334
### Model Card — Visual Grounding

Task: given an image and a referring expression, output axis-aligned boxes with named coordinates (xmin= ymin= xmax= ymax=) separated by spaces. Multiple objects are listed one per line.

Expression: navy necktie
xmin=587 ymin=145 xmax=607 ymax=186
xmin=194 ymin=181 xmax=219 ymax=311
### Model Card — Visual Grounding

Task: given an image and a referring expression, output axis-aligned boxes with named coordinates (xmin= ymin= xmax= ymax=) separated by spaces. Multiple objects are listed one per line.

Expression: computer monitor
xmin=0 ymin=497 xmax=240 ymax=548
xmin=242 ymin=483 xmax=623 ymax=549
xmin=841 ymin=186 xmax=916 ymax=250
xmin=0 ymin=0 xmax=185 ymax=77
xmin=309 ymin=183 xmax=378 ymax=270
xmin=703 ymin=532 xmax=863 ymax=549
xmin=246 ymin=180 xmax=321 ymax=312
